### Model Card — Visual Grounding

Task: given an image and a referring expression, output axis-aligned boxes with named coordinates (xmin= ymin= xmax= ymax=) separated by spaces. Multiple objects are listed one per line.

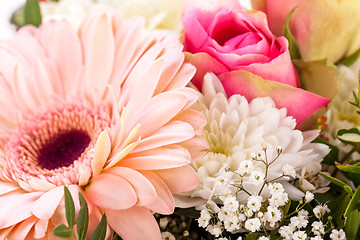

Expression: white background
xmin=0 ymin=0 xmax=252 ymax=39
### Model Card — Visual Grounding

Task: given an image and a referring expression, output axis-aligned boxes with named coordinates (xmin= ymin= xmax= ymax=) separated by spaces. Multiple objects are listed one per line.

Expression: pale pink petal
xmin=132 ymin=121 xmax=195 ymax=153
xmin=86 ymin=206 xmax=114 ymax=240
xmin=173 ymin=109 xmax=207 ymax=135
xmin=128 ymin=91 xmax=188 ymax=139
xmin=36 ymin=20 xmax=83 ymax=95
xmin=6 ymin=216 xmax=37 ymax=240
xmin=92 ymin=130 xmax=111 ymax=177
xmin=85 ymin=173 xmax=136 ymax=210
xmin=0 ymin=190 xmax=42 ymax=228
xmin=163 ymin=63 xmax=196 ymax=91
xmin=140 ymin=171 xmax=174 ymax=214
xmin=121 ymin=145 xmax=191 ymax=170
xmin=81 ymin=12 xmax=115 ymax=101
xmin=155 ymin=165 xmax=198 ymax=194
xmin=31 ymin=186 xmax=64 ymax=220
xmin=178 ymin=136 xmax=209 ymax=162
xmin=0 ymin=182 xmax=19 ymax=196
xmin=106 ymin=207 xmax=161 ymax=240
xmin=105 ymin=167 xmax=157 ymax=206
xmin=33 ymin=219 xmax=48 ymax=239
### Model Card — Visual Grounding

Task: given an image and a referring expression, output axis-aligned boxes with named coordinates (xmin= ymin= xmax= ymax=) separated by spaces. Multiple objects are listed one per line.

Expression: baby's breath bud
xmin=183 ymin=231 xmax=189 ymax=237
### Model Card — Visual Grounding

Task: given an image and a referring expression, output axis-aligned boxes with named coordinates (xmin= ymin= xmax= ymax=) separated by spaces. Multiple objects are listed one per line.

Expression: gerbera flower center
xmin=3 ymin=102 xmax=111 ymax=186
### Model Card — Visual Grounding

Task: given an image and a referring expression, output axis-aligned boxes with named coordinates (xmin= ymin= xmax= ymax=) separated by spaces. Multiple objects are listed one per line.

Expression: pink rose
xmin=251 ymin=0 xmax=360 ymax=62
xmin=182 ymin=0 xmax=329 ymax=125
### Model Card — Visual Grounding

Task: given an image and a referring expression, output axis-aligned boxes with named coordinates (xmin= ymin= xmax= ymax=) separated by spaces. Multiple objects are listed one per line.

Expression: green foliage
xmin=345 ymin=209 xmax=360 ymax=240
xmin=52 ymin=224 xmax=73 ymax=238
xmin=337 ymin=47 xmax=360 ymax=66
xmin=77 ymin=192 xmax=89 ymax=240
xmin=345 ymin=186 xmax=360 ymax=217
xmin=283 ymin=7 xmax=301 ymax=60
xmin=89 ymin=214 xmax=107 ymax=240
xmin=64 ymin=186 xmax=75 ymax=228
xmin=337 ymin=128 xmax=360 ymax=144
xmin=319 ymin=172 xmax=352 ymax=195
xmin=24 ymin=0 xmax=42 ymax=27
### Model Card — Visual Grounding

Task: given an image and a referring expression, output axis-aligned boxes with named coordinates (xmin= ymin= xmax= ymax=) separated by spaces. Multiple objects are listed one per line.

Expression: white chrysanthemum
xmin=40 ymin=0 xmax=183 ymax=31
xmin=325 ymin=65 xmax=360 ymax=144
xmin=175 ymin=74 xmax=329 ymax=207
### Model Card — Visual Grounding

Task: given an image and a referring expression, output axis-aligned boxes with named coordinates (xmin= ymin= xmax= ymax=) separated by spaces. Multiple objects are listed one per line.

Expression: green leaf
xmin=77 ymin=192 xmax=89 ymax=240
xmin=90 ymin=214 xmax=107 ymax=240
xmin=52 ymin=224 xmax=73 ymax=238
xmin=337 ymin=128 xmax=360 ymax=144
xmin=246 ymin=232 xmax=261 ymax=240
xmin=345 ymin=185 xmax=360 ymax=217
xmin=314 ymin=138 xmax=339 ymax=165
xmin=64 ymin=186 xmax=75 ymax=228
xmin=283 ymin=7 xmax=301 ymax=60
xmin=319 ymin=172 xmax=348 ymax=189
xmin=336 ymin=161 xmax=360 ymax=175
xmin=337 ymin=46 xmax=360 ymax=66
xmin=327 ymin=193 xmax=350 ymax=227
xmin=345 ymin=209 xmax=360 ymax=240
xmin=112 ymin=234 xmax=122 ymax=240
xmin=24 ymin=0 xmax=42 ymax=27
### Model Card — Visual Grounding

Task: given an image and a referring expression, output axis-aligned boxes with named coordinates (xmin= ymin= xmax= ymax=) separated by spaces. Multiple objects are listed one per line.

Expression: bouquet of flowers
xmin=3 ymin=0 xmax=360 ymax=239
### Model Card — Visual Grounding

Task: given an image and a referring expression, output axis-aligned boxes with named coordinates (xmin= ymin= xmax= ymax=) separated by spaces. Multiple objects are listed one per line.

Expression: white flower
xmin=236 ymin=160 xmax=254 ymax=175
xmin=206 ymin=224 xmax=223 ymax=237
xmin=264 ymin=206 xmax=282 ymax=224
xmin=198 ymin=209 xmax=212 ymax=228
xmin=311 ymin=236 xmax=323 ymax=240
xmin=237 ymin=237 xmax=243 ymax=240
xmin=258 ymin=237 xmax=270 ymax=240
xmin=161 ymin=231 xmax=175 ymax=240
xmin=159 ymin=218 xmax=169 ymax=229
xmin=223 ymin=196 xmax=240 ymax=213
xmin=216 ymin=238 xmax=228 ymax=240
xmin=249 ymin=171 xmax=265 ymax=185
xmin=305 ymin=191 xmax=315 ymax=203
xmin=313 ymin=204 xmax=330 ymax=218
xmin=311 ymin=221 xmax=325 ymax=235
xmin=297 ymin=210 xmax=309 ymax=219
xmin=279 ymin=225 xmax=295 ymax=240
xmin=176 ymin=74 xmax=329 ymax=208
xmin=329 ymin=229 xmax=346 ymax=240
xmin=244 ymin=218 xmax=261 ymax=232
xmin=247 ymin=196 xmax=263 ymax=212
xmin=282 ymin=163 xmax=297 ymax=178
xmin=269 ymin=192 xmax=289 ymax=207
xmin=292 ymin=231 xmax=307 ymax=240
xmin=223 ymin=214 xmax=240 ymax=232
xmin=269 ymin=183 xmax=285 ymax=195
xmin=290 ymin=216 xmax=308 ymax=229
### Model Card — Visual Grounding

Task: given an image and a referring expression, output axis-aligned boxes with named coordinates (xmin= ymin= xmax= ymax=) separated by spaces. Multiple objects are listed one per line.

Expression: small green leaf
xmin=327 ymin=193 xmax=350 ymax=227
xmin=90 ymin=214 xmax=107 ymax=240
xmin=345 ymin=185 xmax=360 ymax=217
xmin=77 ymin=192 xmax=89 ymax=240
xmin=336 ymin=162 xmax=360 ymax=175
xmin=345 ymin=209 xmax=360 ymax=240
xmin=24 ymin=0 xmax=42 ymax=27
xmin=319 ymin=172 xmax=353 ymax=195
xmin=52 ymin=224 xmax=73 ymax=238
xmin=64 ymin=186 xmax=75 ymax=228
xmin=283 ymin=7 xmax=301 ymax=60
xmin=337 ymin=46 xmax=360 ymax=66
xmin=337 ymin=128 xmax=360 ymax=144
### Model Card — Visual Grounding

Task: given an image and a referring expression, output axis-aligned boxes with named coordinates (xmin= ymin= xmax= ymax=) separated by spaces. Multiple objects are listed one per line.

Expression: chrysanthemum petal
xmin=155 ymin=165 xmax=198 ymax=194
xmin=92 ymin=130 xmax=111 ymax=177
xmin=86 ymin=173 xmax=137 ymax=210
xmin=31 ymin=186 xmax=64 ymax=220
xmin=105 ymin=167 xmax=157 ymax=206
xmin=121 ymin=145 xmax=191 ymax=170
xmin=140 ymin=171 xmax=174 ymax=214
xmin=106 ymin=207 xmax=161 ymax=240
xmin=0 ymin=190 xmax=42 ymax=228
xmin=132 ymin=121 xmax=195 ymax=153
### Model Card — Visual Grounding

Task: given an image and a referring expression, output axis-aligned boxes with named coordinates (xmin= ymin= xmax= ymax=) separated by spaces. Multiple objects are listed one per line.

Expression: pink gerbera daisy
xmin=0 ymin=12 xmax=207 ymax=239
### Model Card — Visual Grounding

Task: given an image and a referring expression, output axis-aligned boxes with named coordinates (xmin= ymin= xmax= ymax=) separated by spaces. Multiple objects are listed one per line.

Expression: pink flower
xmin=0 ymin=12 xmax=207 ymax=239
xmin=182 ymin=0 xmax=329 ymax=125
xmin=251 ymin=0 xmax=360 ymax=62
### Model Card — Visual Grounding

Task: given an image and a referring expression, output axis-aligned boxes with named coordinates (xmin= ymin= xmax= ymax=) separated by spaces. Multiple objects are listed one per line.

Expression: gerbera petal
xmin=164 ymin=63 xmax=197 ymax=91
xmin=121 ymin=144 xmax=191 ymax=170
xmin=155 ymin=165 xmax=198 ymax=194
xmin=81 ymin=12 xmax=115 ymax=101
xmin=128 ymin=91 xmax=188 ymax=139
xmin=36 ymin=20 xmax=83 ymax=95
xmin=140 ymin=171 xmax=174 ymax=214
xmin=173 ymin=109 xmax=207 ymax=135
xmin=0 ymin=182 xmax=19 ymax=196
xmin=105 ymin=167 xmax=157 ymax=206
xmin=0 ymin=190 xmax=42 ymax=228
xmin=6 ymin=216 xmax=37 ymax=240
xmin=106 ymin=207 xmax=161 ymax=240
xmin=33 ymin=219 xmax=48 ymax=239
xmin=131 ymin=121 xmax=195 ymax=153
xmin=31 ymin=186 xmax=64 ymax=220
xmin=86 ymin=173 xmax=137 ymax=210
xmin=178 ymin=136 xmax=209 ymax=162
xmin=92 ymin=130 xmax=111 ymax=177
